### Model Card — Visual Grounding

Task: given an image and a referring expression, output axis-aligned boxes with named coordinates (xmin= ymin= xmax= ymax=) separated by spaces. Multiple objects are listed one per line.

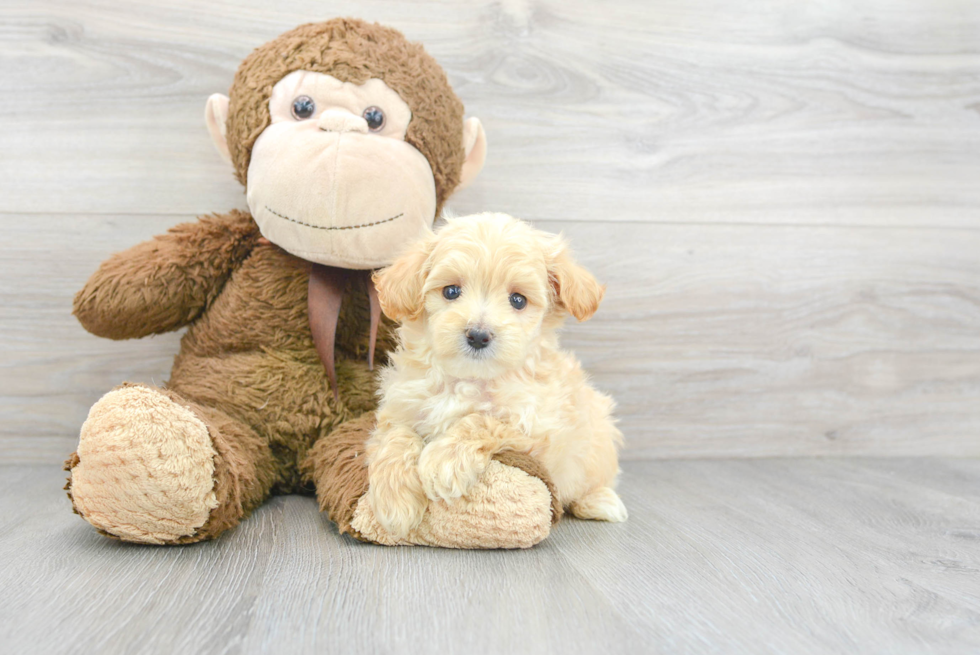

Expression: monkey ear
xmin=205 ymin=93 xmax=233 ymax=166
xmin=457 ymin=117 xmax=487 ymax=191
xmin=545 ymin=235 xmax=606 ymax=322
xmin=372 ymin=236 xmax=435 ymax=322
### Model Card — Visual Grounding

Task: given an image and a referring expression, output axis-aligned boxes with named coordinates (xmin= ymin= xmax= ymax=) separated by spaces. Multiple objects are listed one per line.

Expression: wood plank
xmin=2 ymin=214 xmax=978 ymax=462
xmin=0 ymin=215 xmax=185 ymax=464
xmin=1 ymin=0 xmax=978 ymax=225
xmin=3 ymin=459 xmax=978 ymax=654
xmin=548 ymin=458 xmax=980 ymax=654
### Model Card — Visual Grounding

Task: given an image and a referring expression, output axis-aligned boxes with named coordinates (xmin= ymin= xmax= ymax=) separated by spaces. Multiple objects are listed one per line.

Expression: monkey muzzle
xmin=246 ymin=126 xmax=438 ymax=270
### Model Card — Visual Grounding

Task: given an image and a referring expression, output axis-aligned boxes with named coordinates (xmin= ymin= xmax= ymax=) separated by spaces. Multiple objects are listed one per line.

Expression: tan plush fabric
xmin=244 ymin=70 xmax=437 ymax=270
xmin=69 ymin=385 xmax=218 ymax=544
xmin=493 ymin=450 xmax=564 ymax=525
xmin=351 ymin=460 xmax=554 ymax=549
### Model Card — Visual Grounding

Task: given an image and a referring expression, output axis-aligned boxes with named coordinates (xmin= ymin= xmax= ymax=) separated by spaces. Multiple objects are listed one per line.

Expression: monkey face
xmin=240 ymin=71 xmax=436 ymax=269
xmin=206 ymin=20 xmax=487 ymax=271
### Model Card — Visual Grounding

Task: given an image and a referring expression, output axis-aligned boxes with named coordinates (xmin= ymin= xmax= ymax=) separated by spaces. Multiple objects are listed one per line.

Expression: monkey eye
xmin=362 ymin=106 xmax=385 ymax=131
xmin=509 ymin=293 xmax=527 ymax=310
xmin=443 ymin=285 xmax=461 ymax=301
xmin=291 ymin=96 xmax=316 ymax=120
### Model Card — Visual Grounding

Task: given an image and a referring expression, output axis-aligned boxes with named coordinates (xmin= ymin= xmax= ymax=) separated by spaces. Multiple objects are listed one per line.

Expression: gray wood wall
xmin=2 ymin=0 xmax=979 ymax=463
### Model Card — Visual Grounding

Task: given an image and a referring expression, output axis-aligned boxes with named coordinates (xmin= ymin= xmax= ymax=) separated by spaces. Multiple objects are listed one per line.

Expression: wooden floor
xmin=3 ymin=458 xmax=978 ymax=654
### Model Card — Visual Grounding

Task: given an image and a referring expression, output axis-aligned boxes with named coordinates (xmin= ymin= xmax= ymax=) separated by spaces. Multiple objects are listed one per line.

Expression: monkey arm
xmin=73 ymin=210 xmax=260 ymax=340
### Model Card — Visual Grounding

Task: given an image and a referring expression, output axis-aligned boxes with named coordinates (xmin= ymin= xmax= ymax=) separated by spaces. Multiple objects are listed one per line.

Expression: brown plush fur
xmin=226 ymin=18 xmax=465 ymax=216
xmin=73 ymin=210 xmax=261 ymax=340
xmin=70 ymin=211 xmax=395 ymax=519
xmin=301 ymin=413 xmax=376 ymax=539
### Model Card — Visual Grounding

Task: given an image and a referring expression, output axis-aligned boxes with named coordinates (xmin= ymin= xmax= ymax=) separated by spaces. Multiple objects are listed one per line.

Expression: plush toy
xmin=64 ymin=19 xmax=562 ymax=548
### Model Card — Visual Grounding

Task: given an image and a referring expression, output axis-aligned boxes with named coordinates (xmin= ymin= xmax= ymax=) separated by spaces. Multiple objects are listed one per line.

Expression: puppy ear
xmin=373 ymin=236 xmax=434 ymax=322
xmin=545 ymin=236 xmax=605 ymax=321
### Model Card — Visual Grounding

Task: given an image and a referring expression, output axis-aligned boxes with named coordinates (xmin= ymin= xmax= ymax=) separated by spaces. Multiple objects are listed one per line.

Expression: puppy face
xmin=374 ymin=213 xmax=605 ymax=379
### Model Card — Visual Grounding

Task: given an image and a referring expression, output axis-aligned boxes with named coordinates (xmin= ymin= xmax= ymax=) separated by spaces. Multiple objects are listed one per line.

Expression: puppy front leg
xmin=366 ymin=423 xmax=427 ymax=538
xmin=419 ymin=415 xmax=532 ymax=503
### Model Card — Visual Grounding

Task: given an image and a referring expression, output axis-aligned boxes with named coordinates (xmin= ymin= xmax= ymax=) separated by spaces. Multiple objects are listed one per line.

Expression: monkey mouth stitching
xmin=264 ymin=206 xmax=404 ymax=231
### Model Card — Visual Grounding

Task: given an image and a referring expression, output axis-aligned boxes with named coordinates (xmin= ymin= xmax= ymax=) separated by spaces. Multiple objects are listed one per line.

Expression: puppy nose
xmin=465 ymin=328 xmax=493 ymax=350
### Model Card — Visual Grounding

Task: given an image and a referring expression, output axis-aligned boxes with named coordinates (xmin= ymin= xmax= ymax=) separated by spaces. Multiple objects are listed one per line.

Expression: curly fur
xmin=367 ymin=213 xmax=628 ymax=538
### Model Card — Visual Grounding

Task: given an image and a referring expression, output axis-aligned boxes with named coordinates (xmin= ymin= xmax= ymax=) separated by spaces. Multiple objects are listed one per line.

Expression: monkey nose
xmin=317 ymin=109 xmax=369 ymax=134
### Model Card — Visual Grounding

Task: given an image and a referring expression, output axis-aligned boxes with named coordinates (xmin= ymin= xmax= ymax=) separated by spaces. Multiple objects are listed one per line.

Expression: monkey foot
xmin=66 ymin=385 xmax=219 ymax=544
xmin=351 ymin=460 xmax=555 ymax=549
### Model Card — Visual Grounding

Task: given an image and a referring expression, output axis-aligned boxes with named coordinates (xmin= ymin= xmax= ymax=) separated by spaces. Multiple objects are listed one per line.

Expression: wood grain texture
xmin=1 ymin=0 xmax=979 ymax=462
xmin=2 ymin=459 xmax=978 ymax=654
xmin=1 ymin=0 xmax=979 ymax=224
xmin=2 ymin=214 xmax=978 ymax=461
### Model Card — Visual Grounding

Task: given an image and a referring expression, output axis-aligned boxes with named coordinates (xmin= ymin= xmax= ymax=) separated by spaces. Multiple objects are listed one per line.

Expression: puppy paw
xmin=368 ymin=477 xmax=427 ymax=539
xmin=365 ymin=426 xmax=427 ymax=538
xmin=418 ymin=438 xmax=491 ymax=503
xmin=570 ymin=487 xmax=628 ymax=522
xmin=366 ymin=438 xmax=427 ymax=538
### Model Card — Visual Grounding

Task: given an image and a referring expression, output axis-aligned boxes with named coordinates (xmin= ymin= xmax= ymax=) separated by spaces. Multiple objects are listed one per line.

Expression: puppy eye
xmin=443 ymin=285 xmax=461 ymax=301
xmin=291 ymin=96 xmax=316 ymax=120
xmin=509 ymin=293 xmax=527 ymax=310
xmin=362 ymin=106 xmax=385 ymax=131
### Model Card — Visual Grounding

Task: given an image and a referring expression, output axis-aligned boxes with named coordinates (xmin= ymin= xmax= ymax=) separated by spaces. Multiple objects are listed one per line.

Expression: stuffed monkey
xmin=65 ymin=19 xmax=561 ymax=548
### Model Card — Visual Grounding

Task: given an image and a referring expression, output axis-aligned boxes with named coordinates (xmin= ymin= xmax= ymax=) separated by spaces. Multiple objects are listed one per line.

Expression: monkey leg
xmin=301 ymin=415 xmax=562 ymax=549
xmin=64 ymin=384 xmax=276 ymax=544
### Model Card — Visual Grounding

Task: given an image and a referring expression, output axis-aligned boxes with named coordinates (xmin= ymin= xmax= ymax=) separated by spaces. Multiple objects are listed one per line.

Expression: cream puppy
xmin=367 ymin=212 xmax=627 ymax=538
